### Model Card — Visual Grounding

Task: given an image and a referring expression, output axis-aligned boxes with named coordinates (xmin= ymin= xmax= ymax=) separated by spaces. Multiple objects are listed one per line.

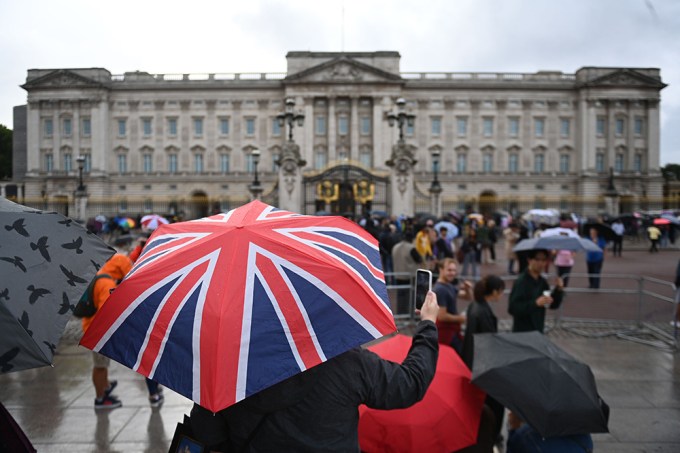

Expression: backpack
xmin=72 ymin=274 xmax=114 ymax=318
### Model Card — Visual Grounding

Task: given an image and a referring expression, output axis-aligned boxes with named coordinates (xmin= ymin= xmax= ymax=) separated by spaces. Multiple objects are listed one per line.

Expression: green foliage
xmin=0 ymin=124 xmax=11 ymax=179
xmin=662 ymin=164 xmax=680 ymax=181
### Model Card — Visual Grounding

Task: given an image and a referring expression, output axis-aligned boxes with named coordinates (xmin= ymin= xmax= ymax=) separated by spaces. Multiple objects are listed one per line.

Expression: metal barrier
xmin=546 ymin=272 xmax=678 ymax=351
xmin=386 ymin=271 xmax=678 ymax=350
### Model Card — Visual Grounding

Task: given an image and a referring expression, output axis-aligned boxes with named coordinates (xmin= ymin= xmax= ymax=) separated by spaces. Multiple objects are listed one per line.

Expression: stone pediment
xmin=285 ymin=57 xmax=402 ymax=84
xmin=22 ymin=69 xmax=106 ymax=90
xmin=579 ymin=69 xmax=666 ymax=89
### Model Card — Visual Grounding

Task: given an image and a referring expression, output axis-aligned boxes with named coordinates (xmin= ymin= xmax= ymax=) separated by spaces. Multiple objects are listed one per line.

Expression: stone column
xmin=328 ymin=96 xmax=336 ymax=161
xmin=278 ymin=141 xmax=306 ymax=212
xmin=647 ymin=99 xmax=661 ymax=169
xmin=350 ymin=96 xmax=359 ymax=161
xmin=386 ymin=141 xmax=417 ymax=216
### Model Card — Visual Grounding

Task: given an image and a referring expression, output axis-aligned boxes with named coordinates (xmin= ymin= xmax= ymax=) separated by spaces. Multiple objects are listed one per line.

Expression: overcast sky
xmin=1 ymin=0 xmax=678 ymax=163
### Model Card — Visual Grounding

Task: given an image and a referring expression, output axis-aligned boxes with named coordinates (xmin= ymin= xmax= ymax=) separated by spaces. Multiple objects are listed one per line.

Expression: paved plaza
xmin=1 ymin=240 xmax=679 ymax=452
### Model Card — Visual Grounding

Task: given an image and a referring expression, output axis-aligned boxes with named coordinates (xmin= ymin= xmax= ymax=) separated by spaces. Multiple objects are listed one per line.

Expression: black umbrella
xmin=471 ymin=331 xmax=609 ymax=438
xmin=0 ymin=198 xmax=115 ymax=373
xmin=582 ymin=222 xmax=616 ymax=241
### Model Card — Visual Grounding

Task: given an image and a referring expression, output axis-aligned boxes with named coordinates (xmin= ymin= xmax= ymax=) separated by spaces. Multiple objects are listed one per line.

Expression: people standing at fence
xmin=611 ymin=219 xmax=625 ymax=257
xmin=647 ymin=224 xmax=661 ymax=253
xmin=391 ymin=231 xmax=423 ymax=315
xmin=434 ymin=226 xmax=454 ymax=260
xmin=433 ymin=258 xmax=472 ymax=354
xmin=586 ymin=228 xmax=606 ymax=289
xmin=508 ymin=249 xmax=564 ymax=333
xmin=504 ymin=223 xmax=520 ymax=275
xmin=554 ymin=249 xmax=575 ymax=288
xmin=460 ymin=230 xmax=481 ymax=279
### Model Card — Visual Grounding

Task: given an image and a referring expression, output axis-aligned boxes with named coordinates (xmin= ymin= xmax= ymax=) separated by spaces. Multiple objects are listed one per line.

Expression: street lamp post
xmin=277 ymin=98 xmax=305 ymax=142
xmin=429 ymin=149 xmax=442 ymax=217
xmin=386 ymin=98 xmax=415 ymax=143
xmin=76 ymin=155 xmax=86 ymax=192
xmin=249 ymin=148 xmax=263 ymax=200
xmin=74 ymin=155 xmax=87 ymax=221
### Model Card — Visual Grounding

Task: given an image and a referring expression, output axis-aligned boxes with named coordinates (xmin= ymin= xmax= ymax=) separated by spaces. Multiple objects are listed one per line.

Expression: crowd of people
xmin=86 ymin=206 xmax=676 ymax=452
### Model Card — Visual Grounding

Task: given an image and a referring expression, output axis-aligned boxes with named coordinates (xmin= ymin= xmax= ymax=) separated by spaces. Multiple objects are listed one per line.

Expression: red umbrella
xmin=81 ymin=200 xmax=396 ymax=412
xmin=653 ymin=217 xmax=671 ymax=225
xmin=358 ymin=335 xmax=486 ymax=453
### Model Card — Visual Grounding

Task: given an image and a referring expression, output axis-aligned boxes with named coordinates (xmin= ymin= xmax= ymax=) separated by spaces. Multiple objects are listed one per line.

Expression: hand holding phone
xmin=414 ymin=269 xmax=433 ymax=310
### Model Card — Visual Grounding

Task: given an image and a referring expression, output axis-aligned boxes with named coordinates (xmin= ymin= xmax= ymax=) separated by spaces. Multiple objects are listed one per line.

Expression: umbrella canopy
xmin=115 ymin=216 xmax=136 ymax=230
xmin=80 ymin=200 xmax=396 ymax=412
xmin=472 ymin=331 xmax=609 ymax=438
xmin=539 ymin=227 xmax=579 ymax=238
xmin=359 ymin=335 xmax=486 ymax=453
xmin=434 ymin=221 xmax=459 ymax=241
xmin=0 ymin=198 xmax=115 ymax=373
xmin=141 ymin=214 xmax=170 ymax=231
xmin=653 ymin=217 xmax=671 ymax=226
xmin=660 ymin=214 xmax=680 ymax=225
xmin=467 ymin=213 xmax=484 ymax=225
xmin=513 ymin=236 xmax=602 ymax=253
xmin=521 ymin=209 xmax=560 ymax=226
xmin=583 ymin=222 xmax=617 ymax=241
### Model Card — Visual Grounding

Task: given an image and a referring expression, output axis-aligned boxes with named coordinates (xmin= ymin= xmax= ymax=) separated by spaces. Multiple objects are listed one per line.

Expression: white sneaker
xmin=671 ymin=320 xmax=680 ymax=328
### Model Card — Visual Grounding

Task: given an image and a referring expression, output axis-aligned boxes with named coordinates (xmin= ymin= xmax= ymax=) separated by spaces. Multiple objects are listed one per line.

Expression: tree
xmin=662 ymin=163 xmax=680 ymax=181
xmin=0 ymin=124 xmax=11 ymax=179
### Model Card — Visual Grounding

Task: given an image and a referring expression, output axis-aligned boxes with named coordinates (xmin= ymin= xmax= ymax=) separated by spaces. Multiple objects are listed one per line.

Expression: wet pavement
xmin=1 ymin=240 xmax=680 ymax=452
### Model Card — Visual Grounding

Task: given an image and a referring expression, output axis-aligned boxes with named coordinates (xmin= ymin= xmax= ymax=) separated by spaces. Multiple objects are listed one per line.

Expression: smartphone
xmin=414 ymin=269 xmax=433 ymax=310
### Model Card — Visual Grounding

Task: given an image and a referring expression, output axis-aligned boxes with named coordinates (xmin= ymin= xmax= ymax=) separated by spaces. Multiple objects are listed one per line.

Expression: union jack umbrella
xmin=80 ymin=200 xmax=396 ymax=412
xmin=141 ymin=214 xmax=170 ymax=231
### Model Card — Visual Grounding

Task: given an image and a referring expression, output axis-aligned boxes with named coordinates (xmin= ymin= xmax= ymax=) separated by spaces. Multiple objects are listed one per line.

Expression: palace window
xmin=220 ymin=154 xmax=230 ymax=173
xmin=142 ymin=118 xmax=152 ymax=137
xmin=508 ymin=154 xmax=518 ymax=173
xmin=169 ymin=154 xmax=178 ymax=174
xmin=62 ymin=118 xmax=72 ymax=136
xmin=534 ymin=154 xmax=544 ymax=173
xmin=118 ymin=154 xmax=127 ymax=174
xmin=44 ymin=118 xmax=53 ymax=137
xmin=534 ymin=118 xmax=545 ymax=138
xmin=220 ymin=118 xmax=230 ymax=135
xmin=315 ymin=116 xmax=326 ymax=135
xmin=483 ymin=118 xmax=494 ymax=137
xmin=82 ymin=118 xmax=91 ymax=137
xmin=560 ymin=118 xmax=570 ymax=137
xmin=457 ymin=117 xmax=467 ymax=136
xmin=560 ymin=154 xmax=570 ymax=173
xmin=143 ymin=154 xmax=153 ymax=173
xmin=168 ymin=118 xmax=178 ymax=136
xmin=194 ymin=118 xmax=204 ymax=136
xmin=508 ymin=117 xmax=519 ymax=138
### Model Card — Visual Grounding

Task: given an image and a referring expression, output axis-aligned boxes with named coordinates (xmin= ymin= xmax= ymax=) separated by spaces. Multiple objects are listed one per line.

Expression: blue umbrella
xmin=434 ymin=221 xmax=459 ymax=241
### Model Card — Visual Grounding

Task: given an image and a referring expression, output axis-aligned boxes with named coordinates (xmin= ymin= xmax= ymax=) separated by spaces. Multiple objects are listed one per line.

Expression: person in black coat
xmin=462 ymin=275 xmax=506 ymax=450
xmin=189 ymin=292 xmax=441 ymax=452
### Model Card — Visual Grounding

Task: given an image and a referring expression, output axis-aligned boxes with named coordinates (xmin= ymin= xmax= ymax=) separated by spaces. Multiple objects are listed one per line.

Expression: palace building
xmin=10 ymin=51 xmax=667 ymax=220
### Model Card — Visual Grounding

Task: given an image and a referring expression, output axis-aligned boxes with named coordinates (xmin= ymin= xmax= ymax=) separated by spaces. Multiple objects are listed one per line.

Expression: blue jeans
xmin=587 ymin=260 xmax=603 ymax=289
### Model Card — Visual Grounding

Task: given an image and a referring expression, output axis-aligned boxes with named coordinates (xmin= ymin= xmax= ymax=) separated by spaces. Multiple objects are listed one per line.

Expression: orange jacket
xmin=82 ymin=254 xmax=132 ymax=332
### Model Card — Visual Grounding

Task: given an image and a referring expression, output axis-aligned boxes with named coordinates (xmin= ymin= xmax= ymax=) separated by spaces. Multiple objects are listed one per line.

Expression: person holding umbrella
xmin=508 ymin=249 xmax=564 ymax=333
xmin=188 ymin=291 xmax=441 ymax=452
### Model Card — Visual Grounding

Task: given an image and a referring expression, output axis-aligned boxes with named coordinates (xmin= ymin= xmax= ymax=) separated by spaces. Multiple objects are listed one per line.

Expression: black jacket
xmin=190 ymin=321 xmax=439 ymax=452
xmin=461 ymin=300 xmax=498 ymax=369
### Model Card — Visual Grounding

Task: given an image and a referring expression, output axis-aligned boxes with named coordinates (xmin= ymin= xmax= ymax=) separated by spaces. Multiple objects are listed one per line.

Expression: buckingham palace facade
xmin=10 ymin=51 xmax=667 ymax=220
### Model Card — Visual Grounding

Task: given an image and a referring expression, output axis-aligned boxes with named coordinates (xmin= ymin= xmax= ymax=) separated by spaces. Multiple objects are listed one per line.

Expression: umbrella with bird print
xmin=0 ymin=198 xmax=115 ymax=373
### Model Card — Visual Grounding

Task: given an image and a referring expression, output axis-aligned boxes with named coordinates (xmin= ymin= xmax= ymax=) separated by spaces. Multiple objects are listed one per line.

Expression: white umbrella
xmin=539 ymin=227 xmax=579 ymax=238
